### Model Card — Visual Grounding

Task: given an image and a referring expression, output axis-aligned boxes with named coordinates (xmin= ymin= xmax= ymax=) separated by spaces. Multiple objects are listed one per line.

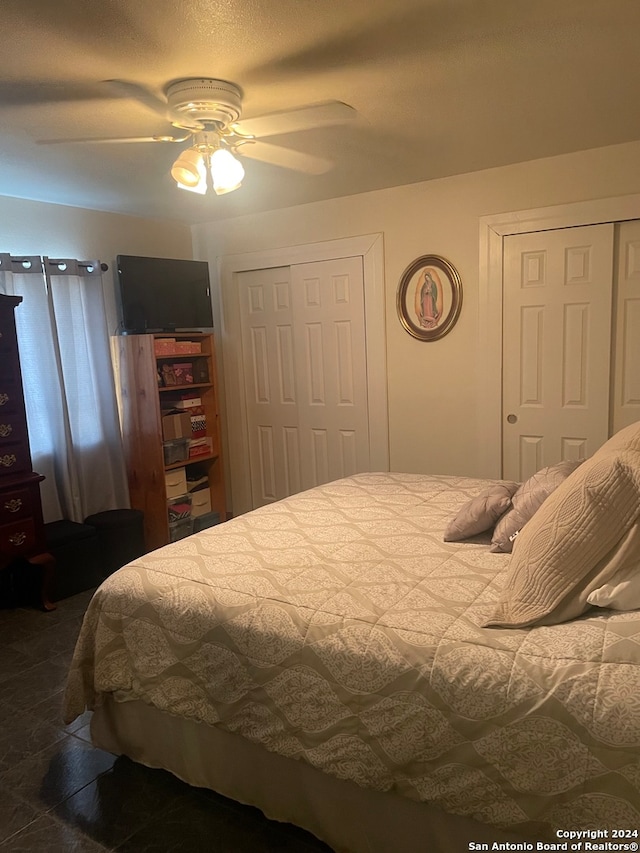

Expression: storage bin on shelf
xmin=162 ymin=412 xmax=192 ymax=440
xmin=165 ymin=467 xmax=187 ymax=498
xmin=153 ymin=339 xmax=202 ymax=357
xmin=173 ymin=340 xmax=202 ymax=354
xmin=163 ymin=437 xmax=190 ymax=465
xmin=190 ymin=488 xmax=211 ymax=518
xmin=167 ymin=494 xmax=192 ymax=523
xmin=153 ymin=338 xmax=177 ymax=356
xmin=169 ymin=518 xmax=193 ymax=542
xmin=193 ymin=511 xmax=221 ymax=533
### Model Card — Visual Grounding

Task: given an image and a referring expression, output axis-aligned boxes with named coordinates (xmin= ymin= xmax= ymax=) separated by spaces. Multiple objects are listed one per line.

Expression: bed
xmin=63 ymin=462 xmax=640 ymax=852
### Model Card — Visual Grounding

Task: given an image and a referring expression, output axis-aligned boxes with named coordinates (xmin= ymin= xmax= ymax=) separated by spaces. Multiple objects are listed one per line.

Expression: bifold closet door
xmin=502 ymin=223 xmax=614 ymax=482
xmin=238 ymin=256 xmax=369 ymax=508
xmin=612 ymin=219 xmax=640 ymax=435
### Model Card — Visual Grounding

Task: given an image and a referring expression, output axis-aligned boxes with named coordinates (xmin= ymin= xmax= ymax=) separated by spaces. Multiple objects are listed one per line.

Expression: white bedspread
xmin=64 ymin=473 xmax=640 ymax=840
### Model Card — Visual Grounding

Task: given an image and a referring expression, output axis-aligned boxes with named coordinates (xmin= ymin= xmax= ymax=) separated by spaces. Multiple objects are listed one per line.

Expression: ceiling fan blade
xmin=103 ymin=79 xmax=203 ymax=131
xmin=232 ymin=101 xmax=356 ymax=139
xmin=37 ymin=134 xmax=189 ymax=145
xmin=236 ymin=140 xmax=333 ymax=174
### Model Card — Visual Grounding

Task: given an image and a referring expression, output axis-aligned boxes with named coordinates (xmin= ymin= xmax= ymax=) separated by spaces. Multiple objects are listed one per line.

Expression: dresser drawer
xmin=0 ymin=486 xmax=34 ymax=523
xmin=0 ymin=440 xmax=31 ymax=478
xmin=0 ymin=412 xmax=26 ymax=445
xmin=0 ymin=349 xmax=19 ymax=381
xmin=0 ymin=517 xmax=37 ymax=558
xmin=0 ymin=384 xmax=22 ymax=416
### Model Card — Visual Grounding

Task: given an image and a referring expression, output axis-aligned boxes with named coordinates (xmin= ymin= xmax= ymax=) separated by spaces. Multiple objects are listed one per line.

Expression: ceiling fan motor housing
xmin=166 ymin=78 xmax=243 ymax=127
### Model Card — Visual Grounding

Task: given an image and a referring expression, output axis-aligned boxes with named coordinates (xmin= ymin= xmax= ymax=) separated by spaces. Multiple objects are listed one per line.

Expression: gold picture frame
xmin=396 ymin=254 xmax=462 ymax=341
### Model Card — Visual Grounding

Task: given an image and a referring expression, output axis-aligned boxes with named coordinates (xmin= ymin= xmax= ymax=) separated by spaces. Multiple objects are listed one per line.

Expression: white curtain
xmin=0 ymin=254 xmax=129 ymax=522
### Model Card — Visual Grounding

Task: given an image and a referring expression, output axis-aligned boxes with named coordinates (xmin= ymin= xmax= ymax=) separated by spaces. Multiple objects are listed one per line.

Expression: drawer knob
xmin=0 ymin=393 xmax=8 ymax=406
xmin=0 ymin=423 xmax=12 ymax=437
xmin=4 ymin=498 xmax=22 ymax=512
xmin=8 ymin=532 xmax=26 ymax=546
xmin=0 ymin=454 xmax=17 ymax=467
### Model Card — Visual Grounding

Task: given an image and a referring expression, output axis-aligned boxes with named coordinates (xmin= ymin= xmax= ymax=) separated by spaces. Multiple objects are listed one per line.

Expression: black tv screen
xmin=116 ymin=255 xmax=214 ymax=333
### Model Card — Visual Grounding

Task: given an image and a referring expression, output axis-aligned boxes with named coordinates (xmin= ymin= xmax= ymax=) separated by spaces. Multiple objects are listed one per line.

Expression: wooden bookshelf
xmin=111 ymin=332 xmax=226 ymax=551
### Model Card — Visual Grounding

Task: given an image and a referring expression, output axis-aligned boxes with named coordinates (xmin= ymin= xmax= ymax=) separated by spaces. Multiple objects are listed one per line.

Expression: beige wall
xmin=4 ymin=140 xmax=639 ymax=488
xmin=0 ymin=195 xmax=193 ymax=332
xmin=192 ymin=139 xmax=640 ymax=481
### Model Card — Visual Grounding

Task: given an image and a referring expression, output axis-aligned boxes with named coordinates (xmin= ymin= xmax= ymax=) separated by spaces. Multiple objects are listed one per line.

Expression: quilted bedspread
xmin=64 ymin=473 xmax=640 ymax=840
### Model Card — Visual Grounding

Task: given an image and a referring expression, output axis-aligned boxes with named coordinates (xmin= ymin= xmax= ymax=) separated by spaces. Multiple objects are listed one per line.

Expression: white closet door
xmin=291 ymin=257 xmax=369 ymax=490
xmin=238 ymin=256 xmax=368 ymax=507
xmin=502 ymin=224 xmax=614 ymax=481
xmin=239 ymin=266 xmax=299 ymax=505
xmin=612 ymin=220 xmax=640 ymax=433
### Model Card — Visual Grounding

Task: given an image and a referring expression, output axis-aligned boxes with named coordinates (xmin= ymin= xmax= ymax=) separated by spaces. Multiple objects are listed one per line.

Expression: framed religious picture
xmin=396 ymin=254 xmax=462 ymax=341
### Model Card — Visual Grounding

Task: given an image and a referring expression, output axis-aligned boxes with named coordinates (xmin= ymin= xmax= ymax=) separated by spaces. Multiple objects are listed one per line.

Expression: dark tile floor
xmin=0 ymin=589 xmax=333 ymax=852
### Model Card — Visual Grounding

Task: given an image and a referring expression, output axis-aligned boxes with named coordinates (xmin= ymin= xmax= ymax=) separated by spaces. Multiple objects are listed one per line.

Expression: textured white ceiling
xmin=1 ymin=0 xmax=639 ymax=224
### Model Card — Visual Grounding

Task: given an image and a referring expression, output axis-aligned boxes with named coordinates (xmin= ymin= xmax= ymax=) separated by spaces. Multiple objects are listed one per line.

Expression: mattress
xmin=64 ymin=472 xmax=640 ymax=841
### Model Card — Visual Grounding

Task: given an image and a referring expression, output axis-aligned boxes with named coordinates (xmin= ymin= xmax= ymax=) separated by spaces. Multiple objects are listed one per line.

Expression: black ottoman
xmin=83 ymin=509 xmax=145 ymax=577
xmin=45 ymin=520 xmax=101 ymax=600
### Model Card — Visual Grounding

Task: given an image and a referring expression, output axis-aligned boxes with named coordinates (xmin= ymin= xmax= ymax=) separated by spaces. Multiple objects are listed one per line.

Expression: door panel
xmin=612 ymin=220 xmax=640 ymax=433
xmin=502 ymin=224 xmax=614 ymax=481
xmin=239 ymin=266 xmax=300 ymax=504
xmin=291 ymin=258 xmax=369 ymax=490
xmin=239 ymin=256 xmax=368 ymax=508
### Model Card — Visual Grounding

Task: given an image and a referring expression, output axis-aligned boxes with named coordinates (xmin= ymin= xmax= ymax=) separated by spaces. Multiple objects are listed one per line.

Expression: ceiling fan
xmin=38 ymin=77 xmax=358 ymax=196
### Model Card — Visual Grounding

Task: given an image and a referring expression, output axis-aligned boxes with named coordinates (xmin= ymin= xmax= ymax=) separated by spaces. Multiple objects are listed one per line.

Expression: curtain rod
xmin=0 ymin=254 xmax=108 ymax=273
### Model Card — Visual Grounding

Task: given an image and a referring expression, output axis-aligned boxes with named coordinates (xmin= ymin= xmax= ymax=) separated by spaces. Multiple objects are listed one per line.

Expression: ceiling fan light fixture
xmin=177 ymin=173 xmax=207 ymax=194
xmin=170 ymin=147 xmax=203 ymax=187
xmin=210 ymin=147 xmax=245 ymax=195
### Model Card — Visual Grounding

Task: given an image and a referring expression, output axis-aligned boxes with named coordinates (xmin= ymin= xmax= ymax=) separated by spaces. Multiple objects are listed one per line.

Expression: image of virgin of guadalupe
xmin=415 ymin=267 xmax=444 ymax=329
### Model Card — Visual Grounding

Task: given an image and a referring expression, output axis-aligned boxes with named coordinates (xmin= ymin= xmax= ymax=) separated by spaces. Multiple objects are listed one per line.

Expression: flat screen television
xmin=116 ymin=255 xmax=214 ymax=333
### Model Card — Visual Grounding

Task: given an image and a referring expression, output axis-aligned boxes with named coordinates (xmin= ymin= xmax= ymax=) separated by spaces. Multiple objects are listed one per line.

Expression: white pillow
xmin=484 ymin=449 xmax=640 ymax=628
xmin=587 ymin=561 xmax=640 ymax=611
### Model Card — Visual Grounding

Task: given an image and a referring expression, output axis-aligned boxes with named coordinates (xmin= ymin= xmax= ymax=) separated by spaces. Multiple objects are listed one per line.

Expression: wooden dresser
xmin=0 ymin=293 xmax=53 ymax=608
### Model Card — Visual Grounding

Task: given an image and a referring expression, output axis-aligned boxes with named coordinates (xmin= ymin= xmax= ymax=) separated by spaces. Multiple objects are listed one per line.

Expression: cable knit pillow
xmin=490 ymin=460 xmax=584 ymax=553
xmin=443 ymin=481 xmax=518 ymax=542
xmin=484 ymin=449 xmax=640 ymax=628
